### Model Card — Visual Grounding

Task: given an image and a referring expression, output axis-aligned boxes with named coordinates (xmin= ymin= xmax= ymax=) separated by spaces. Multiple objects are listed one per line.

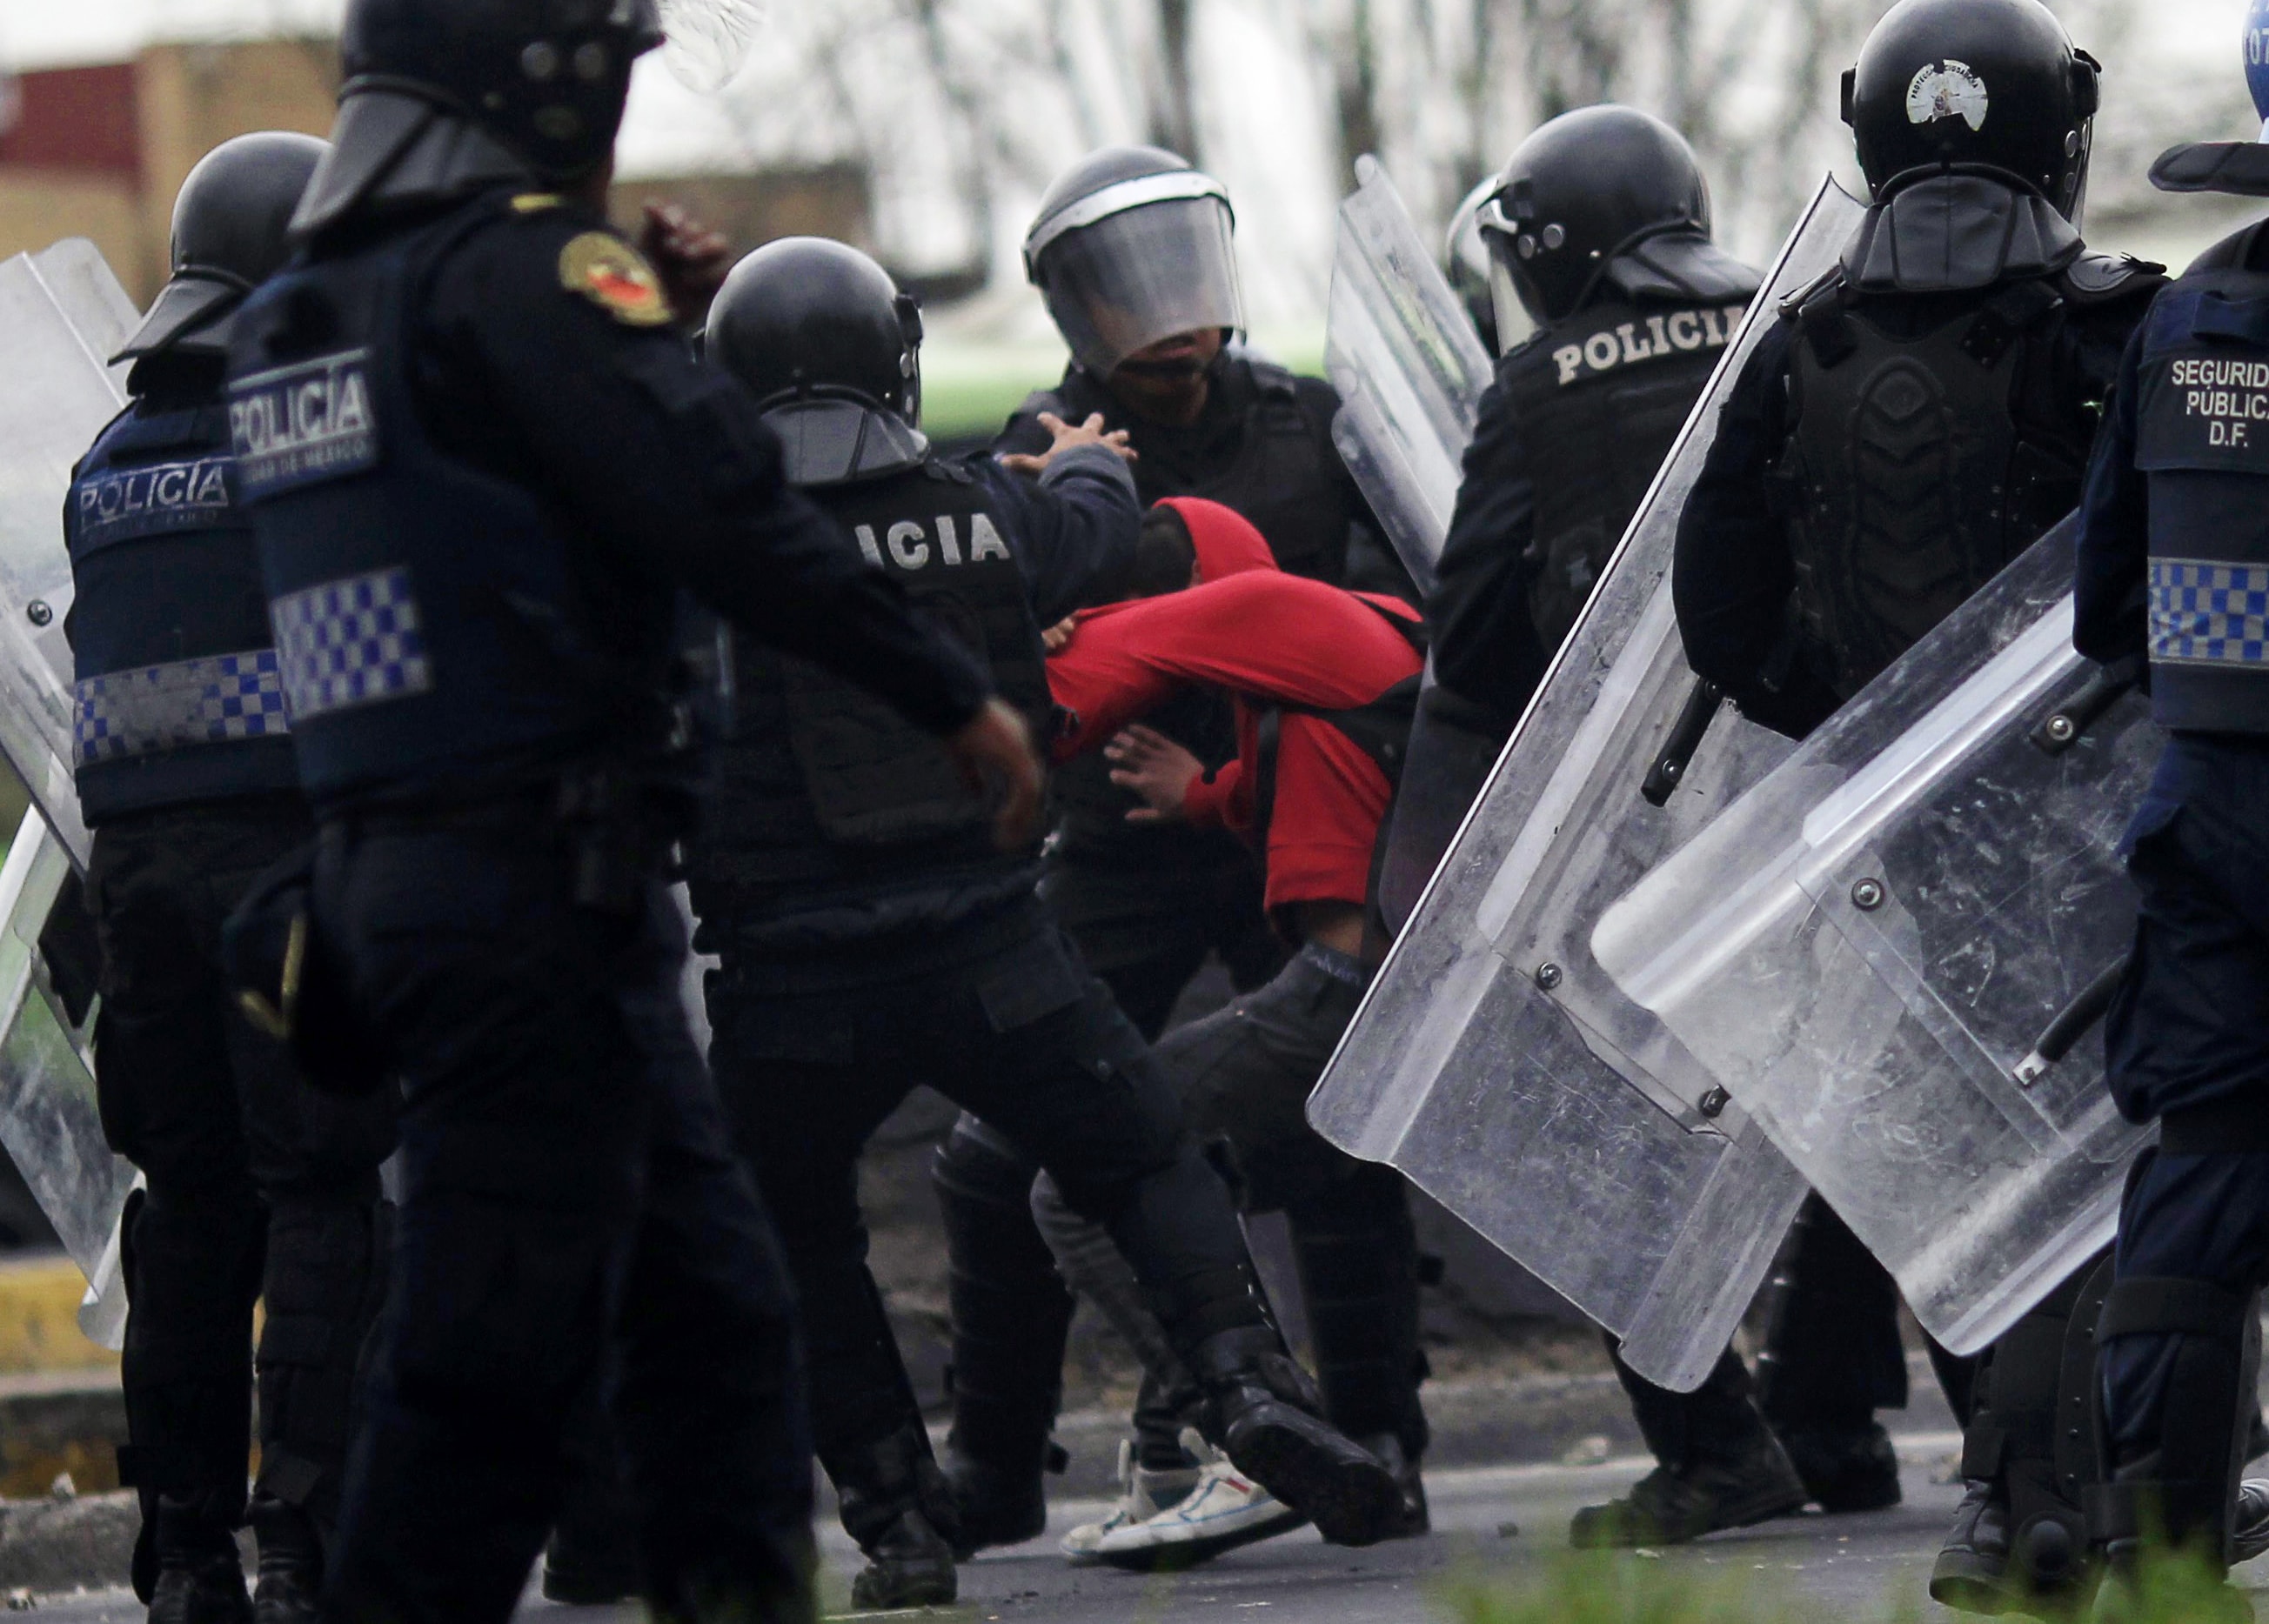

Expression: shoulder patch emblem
xmin=559 ymin=233 xmax=674 ymax=328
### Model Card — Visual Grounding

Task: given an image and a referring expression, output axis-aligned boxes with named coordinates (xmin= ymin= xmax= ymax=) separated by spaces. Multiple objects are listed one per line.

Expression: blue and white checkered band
xmin=271 ymin=569 xmax=434 ymax=722
xmin=72 ymin=457 xmax=236 ymax=556
xmin=230 ymin=349 xmax=380 ymax=501
xmin=2150 ymin=558 xmax=2269 ymax=667
xmin=74 ymin=649 xmax=288 ymax=766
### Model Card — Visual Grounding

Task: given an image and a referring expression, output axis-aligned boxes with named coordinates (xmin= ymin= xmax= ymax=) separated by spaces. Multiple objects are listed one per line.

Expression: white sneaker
xmin=1060 ymin=1440 xmax=1200 ymax=1563
xmin=1090 ymin=1440 xmax=1309 ymax=1572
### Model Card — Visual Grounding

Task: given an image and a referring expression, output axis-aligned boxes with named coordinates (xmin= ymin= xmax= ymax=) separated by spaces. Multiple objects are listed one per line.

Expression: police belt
xmin=2158 ymin=1093 xmax=2269 ymax=1157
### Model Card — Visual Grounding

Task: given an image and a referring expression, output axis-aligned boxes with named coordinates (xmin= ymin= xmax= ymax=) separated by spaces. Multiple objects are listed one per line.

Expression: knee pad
xmin=2088 ymin=1274 xmax=2259 ymax=1563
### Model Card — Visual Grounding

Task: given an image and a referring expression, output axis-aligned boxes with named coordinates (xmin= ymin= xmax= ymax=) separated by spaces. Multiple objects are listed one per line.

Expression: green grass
xmin=1440 ymin=1545 xmax=2252 ymax=1624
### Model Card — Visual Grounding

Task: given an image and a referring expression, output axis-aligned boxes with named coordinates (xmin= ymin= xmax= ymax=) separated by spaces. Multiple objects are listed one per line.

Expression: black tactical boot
xmin=1187 ymin=1327 xmax=1403 ymax=1548
xmin=541 ymin=1421 xmax=646 ymax=1606
xmin=1931 ymin=1255 xmax=2111 ymax=1615
xmin=835 ymin=1426 xmax=960 ymax=1611
xmin=1570 ymin=1432 xmax=1807 ymax=1548
xmin=245 ymin=1495 xmax=319 ymax=1624
xmin=1357 ymin=1434 xmax=1430 ymax=1540
xmin=148 ymin=1494 xmax=251 ymax=1624
xmin=847 ymin=1509 xmax=957 ymax=1613
xmin=941 ymin=1443 xmax=1052 ymax=1557
xmin=1777 ymin=1422 xmax=1903 ymax=1513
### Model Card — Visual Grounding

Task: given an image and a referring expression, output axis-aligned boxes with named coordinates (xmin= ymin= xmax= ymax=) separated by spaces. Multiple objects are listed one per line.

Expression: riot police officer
xmin=1400 ymin=104 xmax=1836 ymax=1550
xmin=70 ymin=132 xmax=398 ymax=1624
xmin=932 ymin=143 xmax=1408 ymax=1554
xmin=224 ymin=6 xmax=1046 ymax=1621
xmin=2071 ymin=9 xmax=2269 ymax=1604
xmin=1672 ymin=0 xmax=2166 ymax=1600
xmin=696 ymin=238 xmax=1405 ymax=1611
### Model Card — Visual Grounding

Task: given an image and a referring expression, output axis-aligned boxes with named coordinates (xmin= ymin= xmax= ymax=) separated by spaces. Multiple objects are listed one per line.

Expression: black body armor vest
xmin=2133 ymin=245 xmax=2269 ymax=734
xmin=686 ymin=458 xmax=1054 ymax=931
xmin=229 ymin=199 xmax=678 ymax=808
xmin=1021 ymin=356 xmax=1353 ymax=584
xmin=1772 ymin=273 xmax=2098 ymax=699
xmin=1502 ymin=293 xmax=1756 ymax=649
xmin=67 ymin=384 xmax=298 ymax=824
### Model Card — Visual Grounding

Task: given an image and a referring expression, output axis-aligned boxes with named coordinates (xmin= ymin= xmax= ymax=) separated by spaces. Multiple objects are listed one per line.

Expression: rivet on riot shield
xmin=1851 ymin=878 xmax=1885 ymax=911
xmin=2043 ymin=713 xmax=2077 ymax=745
xmin=25 ymin=601 xmax=50 ymax=628
xmin=1698 ymin=1086 xmax=1730 ymax=1119
xmin=1534 ymin=961 xmax=1563 ymax=991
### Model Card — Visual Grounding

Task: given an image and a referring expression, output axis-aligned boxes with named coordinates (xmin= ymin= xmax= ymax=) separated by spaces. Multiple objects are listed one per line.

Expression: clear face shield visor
xmin=1476 ymin=192 xmax=1551 ymax=347
xmin=1026 ymin=175 xmax=1243 ymax=379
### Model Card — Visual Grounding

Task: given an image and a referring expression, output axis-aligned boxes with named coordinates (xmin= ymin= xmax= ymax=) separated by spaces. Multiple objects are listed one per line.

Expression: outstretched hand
xmin=1106 ymin=725 xmax=1202 ymax=824
xmin=999 ymin=411 xmax=1137 ymax=478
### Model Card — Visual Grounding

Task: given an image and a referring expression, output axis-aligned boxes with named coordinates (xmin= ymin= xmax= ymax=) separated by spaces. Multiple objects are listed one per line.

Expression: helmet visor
xmin=1036 ymin=195 xmax=1242 ymax=378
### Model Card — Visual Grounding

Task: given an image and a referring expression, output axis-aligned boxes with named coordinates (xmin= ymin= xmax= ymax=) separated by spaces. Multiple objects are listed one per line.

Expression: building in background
xmin=0 ymin=38 xmax=869 ymax=306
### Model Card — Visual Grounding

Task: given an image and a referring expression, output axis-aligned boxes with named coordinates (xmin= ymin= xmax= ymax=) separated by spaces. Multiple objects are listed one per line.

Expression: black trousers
xmin=1040 ymin=852 xmax=1283 ymax=1041
xmin=88 ymin=799 xmax=396 ymax=1565
xmin=1035 ymin=943 xmax=1428 ymax=1461
xmin=312 ymin=824 xmax=813 ymax=1624
xmin=708 ymin=899 xmax=1262 ymax=1542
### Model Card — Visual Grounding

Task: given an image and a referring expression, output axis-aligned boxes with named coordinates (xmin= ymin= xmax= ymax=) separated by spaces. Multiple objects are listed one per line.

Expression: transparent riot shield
xmin=0 ymin=238 xmax=142 ymax=871
xmin=0 ymin=241 xmax=148 ymax=1347
xmin=1309 ymin=177 xmax=1867 ymax=1391
xmin=1323 ymin=156 xmax=1496 ymax=597
xmin=1595 ymin=519 xmax=2156 ymax=1356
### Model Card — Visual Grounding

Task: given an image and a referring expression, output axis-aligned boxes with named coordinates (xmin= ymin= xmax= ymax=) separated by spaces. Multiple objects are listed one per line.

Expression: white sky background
xmin=0 ymin=0 xmax=2257 ymax=337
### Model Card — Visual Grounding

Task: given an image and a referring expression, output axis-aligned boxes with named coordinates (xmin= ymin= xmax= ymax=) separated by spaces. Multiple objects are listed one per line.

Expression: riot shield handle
xmin=2013 ymin=955 xmax=2129 ymax=1085
xmin=1642 ymin=677 xmax=1725 ymax=806
xmin=2030 ymin=655 xmax=2145 ymax=757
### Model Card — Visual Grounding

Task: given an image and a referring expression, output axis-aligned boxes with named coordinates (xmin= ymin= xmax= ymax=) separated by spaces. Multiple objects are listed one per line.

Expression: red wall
xmin=0 ymin=65 xmax=140 ymax=180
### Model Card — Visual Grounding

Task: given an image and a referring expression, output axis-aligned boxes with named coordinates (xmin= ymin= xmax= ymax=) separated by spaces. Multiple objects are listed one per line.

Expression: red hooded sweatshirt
xmin=1046 ymin=498 xmax=1424 ymax=916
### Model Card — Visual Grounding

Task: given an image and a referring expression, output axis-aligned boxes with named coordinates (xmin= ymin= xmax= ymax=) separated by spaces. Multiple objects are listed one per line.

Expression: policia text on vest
xmin=1550 ymin=304 xmax=1749 ymax=385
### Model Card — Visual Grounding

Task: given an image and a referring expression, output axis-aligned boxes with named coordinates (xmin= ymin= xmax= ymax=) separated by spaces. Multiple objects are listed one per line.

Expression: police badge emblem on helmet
xmin=1907 ymin=60 xmax=1990 ymax=131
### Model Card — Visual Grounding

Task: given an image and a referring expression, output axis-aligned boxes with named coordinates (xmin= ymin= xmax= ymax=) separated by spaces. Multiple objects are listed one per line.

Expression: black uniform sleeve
xmin=1670 ymin=320 xmax=1841 ymax=737
xmin=1425 ymin=365 xmax=1548 ymax=724
xmin=970 ymin=444 xmax=1141 ymax=625
xmin=417 ymin=207 xmax=989 ymax=736
xmin=2072 ymin=322 xmax=2152 ymax=668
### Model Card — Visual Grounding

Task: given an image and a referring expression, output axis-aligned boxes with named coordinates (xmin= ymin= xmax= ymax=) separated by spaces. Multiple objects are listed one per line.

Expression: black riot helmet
xmin=706 ymin=237 xmax=932 ymax=487
xmin=293 ymin=0 xmax=663 ymax=237
xmin=1476 ymin=105 xmax=1748 ymax=328
xmin=1842 ymin=0 xmax=2099 ymax=218
xmin=1023 ymin=145 xmax=1243 ymax=380
xmin=115 ymin=131 xmax=329 ymax=364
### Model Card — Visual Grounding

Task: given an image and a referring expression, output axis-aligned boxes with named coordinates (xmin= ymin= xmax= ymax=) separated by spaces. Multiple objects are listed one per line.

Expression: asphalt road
xmin=23 ymin=1433 xmax=2269 ymax=1622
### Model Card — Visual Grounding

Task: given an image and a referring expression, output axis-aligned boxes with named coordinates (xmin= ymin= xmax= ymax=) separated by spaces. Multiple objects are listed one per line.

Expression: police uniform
xmin=686 ymin=431 xmax=1309 ymax=1580
xmin=225 ymin=177 xmax=995 ymax=1624
xmin=1674 ymin=172 xmax=2163 ymax=1560
xmin=922 ymin=351 xmax=1394 ymax=1534
xmin=70 ymin=344 xmax=397 ymax=1606
xmin=2073 ymin=213 xmax=2269 ymax=1573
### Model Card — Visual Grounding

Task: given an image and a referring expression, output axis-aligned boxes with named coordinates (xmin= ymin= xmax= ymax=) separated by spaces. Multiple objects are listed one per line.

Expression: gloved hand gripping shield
xmin=0 ymin=241 xmax=157 ymax=1347
xmin=1322 ymin=156 xmax=1496 ymax=596
xmin=1308 ymin=178 xmax=1864 ymax=1391
xmin=1595 ymin=518 xmax=2159 ymax=1356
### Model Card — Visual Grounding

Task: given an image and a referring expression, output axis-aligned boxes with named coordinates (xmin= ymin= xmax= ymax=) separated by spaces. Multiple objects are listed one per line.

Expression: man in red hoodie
xmin=1027 ymin=498 xmax=1430 ymax=1567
